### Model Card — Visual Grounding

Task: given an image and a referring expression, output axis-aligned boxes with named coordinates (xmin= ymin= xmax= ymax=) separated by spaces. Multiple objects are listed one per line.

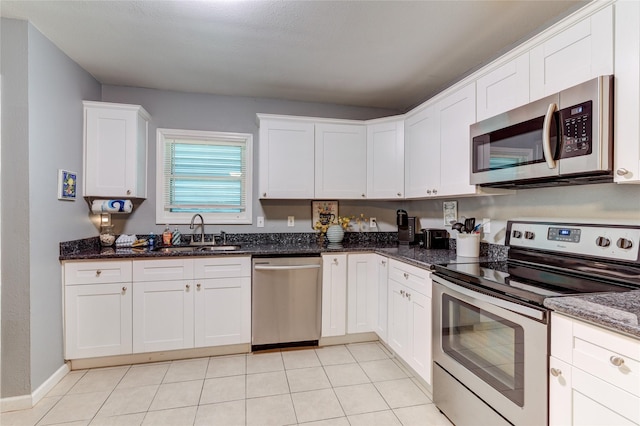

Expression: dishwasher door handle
xmin=254 ymin=264 xmax=321 ymax=271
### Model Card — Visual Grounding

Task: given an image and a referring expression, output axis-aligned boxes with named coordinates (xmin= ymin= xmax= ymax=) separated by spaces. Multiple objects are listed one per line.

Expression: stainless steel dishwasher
xmin=251 ymin=256 xmax=322 ymax=351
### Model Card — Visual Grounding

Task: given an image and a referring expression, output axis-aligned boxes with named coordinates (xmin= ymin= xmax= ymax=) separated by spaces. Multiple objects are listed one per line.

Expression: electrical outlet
xmin=370 ymin=217 xmax=377 ymax=228
xmin=257 ymin=216 xmax=265 ymax=228
xmin=482 ymin=217 xmax=491 ymax=233
xmin=287 ymin=216 xmax=295 ymax=227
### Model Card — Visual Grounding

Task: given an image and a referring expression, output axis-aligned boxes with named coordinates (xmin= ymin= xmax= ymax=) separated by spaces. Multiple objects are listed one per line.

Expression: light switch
xmin=288 ymin=216 xmax=295 ymax=227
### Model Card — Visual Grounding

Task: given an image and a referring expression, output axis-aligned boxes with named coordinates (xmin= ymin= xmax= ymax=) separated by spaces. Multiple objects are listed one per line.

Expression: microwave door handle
xmin=542 ymin=103 xmax=558 ymax=169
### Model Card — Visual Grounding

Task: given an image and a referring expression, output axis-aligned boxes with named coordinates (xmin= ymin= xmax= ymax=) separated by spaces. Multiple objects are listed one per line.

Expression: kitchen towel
xmin=91 ymin=199 xmax=133 ymax=214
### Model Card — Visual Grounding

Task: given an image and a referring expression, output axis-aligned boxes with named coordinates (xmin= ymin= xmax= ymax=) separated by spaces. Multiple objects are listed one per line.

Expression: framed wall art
xmin=311 ymin=200 xmax=338 ymax=229
xmin=58 ymin=169 xmax=77 ymax=201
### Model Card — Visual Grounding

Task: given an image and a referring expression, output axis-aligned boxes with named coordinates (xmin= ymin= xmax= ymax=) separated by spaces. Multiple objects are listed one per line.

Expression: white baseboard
xmin=0 ymin=363 xmax=69 ymax=413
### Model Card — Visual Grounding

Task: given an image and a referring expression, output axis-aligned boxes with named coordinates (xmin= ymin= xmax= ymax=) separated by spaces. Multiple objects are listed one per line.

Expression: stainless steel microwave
xmin=470 ymin=75 xmax=613 ymax=188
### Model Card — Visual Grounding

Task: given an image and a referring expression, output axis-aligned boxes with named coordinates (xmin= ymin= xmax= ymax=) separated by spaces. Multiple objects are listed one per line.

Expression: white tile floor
xmin=1 ymin=342 xmax=453 ymax=426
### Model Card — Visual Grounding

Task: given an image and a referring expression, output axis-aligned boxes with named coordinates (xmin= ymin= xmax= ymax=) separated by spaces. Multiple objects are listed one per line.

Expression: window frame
xmin=155 ymin=128 xmax=253 ymax=225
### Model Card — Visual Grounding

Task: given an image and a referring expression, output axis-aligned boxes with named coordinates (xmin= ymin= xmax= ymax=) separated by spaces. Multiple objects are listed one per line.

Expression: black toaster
xmin=421 ymin=229 xmax=449 ymax=249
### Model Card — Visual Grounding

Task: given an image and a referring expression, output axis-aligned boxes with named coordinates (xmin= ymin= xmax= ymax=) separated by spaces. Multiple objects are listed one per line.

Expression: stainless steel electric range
xmin=431 ymin=219 xmax=640 ymax=426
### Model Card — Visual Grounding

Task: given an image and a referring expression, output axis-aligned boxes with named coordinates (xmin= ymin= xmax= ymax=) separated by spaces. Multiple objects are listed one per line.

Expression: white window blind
xmin=156 ymin=129 xmax=253 ymax=224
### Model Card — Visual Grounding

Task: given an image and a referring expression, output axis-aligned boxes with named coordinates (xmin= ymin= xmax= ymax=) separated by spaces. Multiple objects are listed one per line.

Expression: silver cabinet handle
xmin=550 ymin=368 xmax=562 ymax=377
xmin=96 ymin=269 xmax=102 ymax=276
xmin=406 ymin=292 xmax=411 ymax=301
xmin=186 ymin=284 xmax=191 ymax=290
xmin=361 ymin=193 xmax=366 ymax=198
xmin=126 ymin=189 xmax=131 ymax=195
xmin=263 ymin=192 xmax=267 ymax=197
xmin=610 ymin=356 xmax=625 ymax=367
xmin=333 ymin=258 xmax=339 ymax=265
xmin=403 ymin=272 xmax=409 ymax=279
xmin=400 ymin=290 xmax=405 ymax=296
xmin=197 ymin=283 xmax=201 ymax=290
xmin=432 ymin=189 xmax=438 ymax=195
xmin=616 ymin=168 xmax=629 ymax=176
xmin=381 ymin=260 xmax=386 ymax=266
xmin=122 ymin=286 xmax=127 ymax=292
xmin=426 ymin=189 xmax=432 ymax=195
xmin=397 ymin=192 xmax=402 ymax=197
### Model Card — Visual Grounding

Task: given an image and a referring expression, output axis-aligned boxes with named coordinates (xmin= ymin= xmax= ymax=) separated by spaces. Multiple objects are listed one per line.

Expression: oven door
xmin=432 ymin=275 xmax=549 ymax=426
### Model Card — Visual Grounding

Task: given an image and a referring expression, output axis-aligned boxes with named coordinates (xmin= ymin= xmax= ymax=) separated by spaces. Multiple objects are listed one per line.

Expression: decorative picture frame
xmin=443 ymin=200 xmax=457 ymax=226
xmin=311 ymin=200 xmax=338 ymax=229
xmin=58 ymin=169 xmax=77 ymax=201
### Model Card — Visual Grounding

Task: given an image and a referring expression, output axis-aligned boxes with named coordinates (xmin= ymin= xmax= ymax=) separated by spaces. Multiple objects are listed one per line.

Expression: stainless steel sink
xmin=153 ymin=245 xmax=241 ymax=253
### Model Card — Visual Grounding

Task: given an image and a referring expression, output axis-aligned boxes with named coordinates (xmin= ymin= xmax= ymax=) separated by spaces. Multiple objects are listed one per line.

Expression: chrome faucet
xmin=189 ymin=214 xmax=209 ymax=245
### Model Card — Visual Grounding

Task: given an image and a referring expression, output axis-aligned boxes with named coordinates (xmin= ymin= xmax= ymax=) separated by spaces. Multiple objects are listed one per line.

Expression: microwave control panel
xmin=558 ymin=100 xmax=593 ymax=158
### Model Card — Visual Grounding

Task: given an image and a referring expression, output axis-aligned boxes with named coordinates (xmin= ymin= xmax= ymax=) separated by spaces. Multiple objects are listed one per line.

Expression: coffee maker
xmin=397 ymin=209 xmax=418 ymax=245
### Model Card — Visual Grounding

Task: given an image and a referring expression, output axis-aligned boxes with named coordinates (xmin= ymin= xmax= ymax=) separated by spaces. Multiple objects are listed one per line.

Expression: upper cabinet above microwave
xmin=83 ymin=101 xmax=150 ymax=199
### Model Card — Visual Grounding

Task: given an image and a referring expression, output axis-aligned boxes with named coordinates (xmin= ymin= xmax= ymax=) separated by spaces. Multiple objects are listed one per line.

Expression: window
xmin=156 ymin=128 xmax=253 ymax=224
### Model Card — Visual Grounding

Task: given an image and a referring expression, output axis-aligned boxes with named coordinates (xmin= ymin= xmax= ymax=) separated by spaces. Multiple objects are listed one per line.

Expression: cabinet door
xmin=404 ymin=105 xmax=438 ymax=198
xmin=64 ymin=283 xmax=132 ymax=359
xmin=194 ymin=277 xmax=251 ymax=347
xmin=347 ymin=254 xmax=378 ymax=334
xmin=530 ymin=5 xmax=613 ymax=100
xmin=374 ymin=255 xmax=388 ymax=343
xmin=407 ymin=290 xmax=431 ymax=385
xmin=436 ymin=82 xmax=477 ymax=197
xmin=387 ymin=280 xmax=409 ymax=357
xmin=258 ymin=119 xmax=315 ymax=198
xmin=84 ymin=102 xmax=149 ymax=198
xmin=321 ymin=254 xmax=347 ymax=337
xmin=549 ymin=356 xmax=572 ymax=426
xmin=133 ymin=280 xmax=194 ymax=353
xmin=476 ymin=54 xmax=530 ymax=121
xmin=614 ymin=0 xmax=640 ymax=183
xmin=366 ymin=120 xmax=404 ymax=199
xmin=315 ymin=123 xmax=367 ymax=199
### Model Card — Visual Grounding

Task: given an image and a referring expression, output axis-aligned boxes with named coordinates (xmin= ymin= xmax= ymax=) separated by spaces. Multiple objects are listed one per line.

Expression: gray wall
xmin=1 ymin=18 xmax=101 ymax=398
xmin=102 ymin=85 xmax=640 ymax=240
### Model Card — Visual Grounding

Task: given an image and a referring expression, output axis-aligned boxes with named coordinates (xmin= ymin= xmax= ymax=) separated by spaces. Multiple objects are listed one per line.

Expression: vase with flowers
xmin=314 ymin=213 xmax=368 ymax=244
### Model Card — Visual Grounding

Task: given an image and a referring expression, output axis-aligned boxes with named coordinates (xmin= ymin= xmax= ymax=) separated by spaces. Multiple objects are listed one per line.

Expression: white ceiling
xmin=1 ymin=0 xmax=586 ymax=111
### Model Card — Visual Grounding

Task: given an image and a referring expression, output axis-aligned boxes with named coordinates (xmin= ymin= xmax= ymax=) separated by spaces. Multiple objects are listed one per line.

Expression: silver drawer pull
xmin=550 ymin=368 xmax=562 ymax=377
xmin=403 ymin=272 xmax=409 ymax=279
xmin=186 ymin=284 xmax=191 ymax=290
xmin=400 ymin=290 xmax=405 ymax=296
xmin=96 ymin=269 xmax=102 ymax=276
xmin=122 ymin=286 xmax=127 ymax=292
xmin=610 ymin=356 xmax=625 ymax=367
xmin=197 ymin=283 xmax=201 ymax=290
xmin=406 ymin=292 xmax=411 ymax=301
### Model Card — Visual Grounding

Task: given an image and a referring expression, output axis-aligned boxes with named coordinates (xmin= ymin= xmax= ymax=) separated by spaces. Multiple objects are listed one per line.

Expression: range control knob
xmin=596 ymin=236 xmax=611 ymax=247
xmin=525 ymin=231 xmax=535 ymax=240
xmin=617 ymin=238 xmax=633 ymax=250
xmin=512 ymin=230 xmax=522 ymax=239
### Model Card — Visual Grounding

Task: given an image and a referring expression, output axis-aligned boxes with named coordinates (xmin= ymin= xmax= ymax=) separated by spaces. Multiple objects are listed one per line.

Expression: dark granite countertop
xmin=59 ymin=232 xmax=506 ymax=270
xmin=544 ymin=291 xmax=640 ymax=340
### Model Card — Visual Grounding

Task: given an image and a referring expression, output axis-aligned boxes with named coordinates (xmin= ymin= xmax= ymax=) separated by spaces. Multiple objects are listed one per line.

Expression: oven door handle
xmin=542 ymin=102 xmax=558 ymax=169
xmin=432 ymin=275 xmax=546 ymax=321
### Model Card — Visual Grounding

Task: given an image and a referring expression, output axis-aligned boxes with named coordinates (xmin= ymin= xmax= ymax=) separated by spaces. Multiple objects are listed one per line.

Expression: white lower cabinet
xmin=549 ymin=313 xmax=640 ymax=426
xmin=63 ymin=260 xmax=133 ymax=359
xmin=321 ymin=254 xmax=348 ymax=337
xmin=64 ymin=256 xmax=250 ymax=360
xmin=347 ymin=254 xmax=378 ymax=334
xmin=387 ymin=259 xmax=432 ymax=384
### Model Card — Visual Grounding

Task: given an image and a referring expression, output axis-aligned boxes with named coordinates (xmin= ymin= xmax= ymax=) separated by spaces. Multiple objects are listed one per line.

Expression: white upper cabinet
xmin=436 ymin=82 xmax=477 ymax=197
xmin=366 ymin=119 xmax=405 ymax=199
xmin=315 ymin=123 xmax=367 ymax=199
xmin=258 ymin=116 xmax=315 ymax=198
xmin=476 ymin=53 xmax=530 ymax=121
xmin=83 ymin=101 xmax=150 ymax=199
xmin=530 ymin=5 xmax=613 ymax=100
xmin=614 ymin=0 xmax=640 ymax=183
xmin=404 ymin=105 xmax=438 ymax=198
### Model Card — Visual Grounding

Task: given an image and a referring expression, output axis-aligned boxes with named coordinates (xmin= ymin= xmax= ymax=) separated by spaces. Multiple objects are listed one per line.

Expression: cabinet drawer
xmin=133 ymin=259 xmax=194 ymax=282
xmin=572 ymin=320 xmax=640 ymax=397
xmin=388 ymin=259 xmax=431 ymax=296
xmin=64 ymin=260 xmax=132 ymax=285
xmin=193 ymin=256 xmax=251 ymax=279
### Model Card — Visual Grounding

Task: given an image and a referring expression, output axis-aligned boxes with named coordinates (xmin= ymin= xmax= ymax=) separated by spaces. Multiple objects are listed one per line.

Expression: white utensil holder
xmin=457 ymin=233 xmax=480 ymax=257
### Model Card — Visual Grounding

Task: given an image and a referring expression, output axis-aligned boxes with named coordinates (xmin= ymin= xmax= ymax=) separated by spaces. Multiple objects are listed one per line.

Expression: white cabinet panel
xmin=404 ymin=105 xmax=438 ymax=198
xmin=315 ymin=124 xmax=367 ymax=199
xmin=64 ymin=283 xmax=132 ymax=359
xmin=193 ymin=256 xmax=251 ymax=279
xmin=388 ymin=280 xmax=409 ymax=356
xmin=194 ymin=277 xmax=251 ymax=347
xmin=258 ymin=118 xmax=315 ymax=198
xmin=83 ymin=101 xmax=149 ymax=198
xmin=367 ymin=120 xmax=404 ymax=199
xmin=133 ymin=258 xmax=194 ymax=282
xmin=476 ymin=54 xmax=530 ymax=121
xmin=321 ymin=254 xmax=347 ymax=337
xmin=374 ymin=255 xmax=389 ymax=343
xmin=530 ymin=5 xmax=613 ymax=100
xmin=614 ymin=0 xmax=640 ymax=183
xmin=64 ymin=260 xmax=132 ymax=285
xmin=407 ymin=290 xmax=431 ymax=384
xmin=132 ymin=280 xmax=194 ymax=353
xmin=347 ymin=254 xmax=378 ymax=334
